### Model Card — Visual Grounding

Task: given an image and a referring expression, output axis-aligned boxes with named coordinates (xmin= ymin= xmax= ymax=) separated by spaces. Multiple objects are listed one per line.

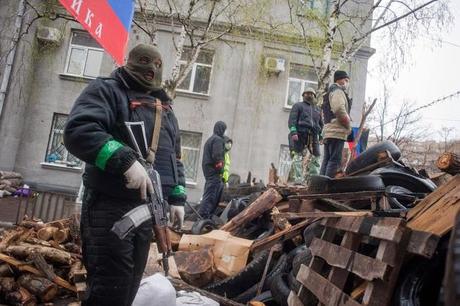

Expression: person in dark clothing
xmin=320 ymin=70 xmax=352 ymax=177
xmin=288 ymin=87 xmax=323 ymax=183
xmin=198 ymin=121 xmax=227 ymax=219
xmin=64 ymin=44 xmax=186 ymax=306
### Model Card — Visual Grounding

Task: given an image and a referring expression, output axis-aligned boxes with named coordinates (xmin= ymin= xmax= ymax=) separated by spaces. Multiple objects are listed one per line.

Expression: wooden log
xmin=174 ymin=248 xmax=214 ymax=287
xmin=221 ymin=188 xmax=282 ymax=233
xmin=18 ymin=220 xmax=45 ymax=231
xmin=6 ymin=286 xmax=37 ymax=306
xmin=0 ymin=276 xmax=18 ymax=293
xmin=6 ymin=243 xmax=71 ymax=264
xmin=45 ymin=219 xmax=70 ymax=229
xmin=37 ymin=227 xmax=59 ymax=241
xmin=407 ymin=230 xmax=439 ymax=258
xmin=68 ymin=261 xmax=83 ymax=283
xmin=18 ymin=274 xmax=58 ymax=302
xmin=53 ymin=228 xmax=70 ymax=244
xmin=437 ymin=152 xmax=460 ymax=175
xmin=0 ymin=253 xmax=76 ymax=292
xmin=170 ymin=278 xmax=244 ymax=306
xmin=0 ymin=263 xmax=14 ymax=277
xmin=0 ymin=229 xmax=24 ymax=252
xmin=76 ymin=281 xmax=87 ymax=300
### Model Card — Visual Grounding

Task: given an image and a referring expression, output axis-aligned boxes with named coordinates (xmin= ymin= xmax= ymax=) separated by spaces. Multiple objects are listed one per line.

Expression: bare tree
xmin=438 ymin=126 xmax=456 ymax=152
xmin=285 ymin=0 xmax=451 ymax=98
xmin=133 ymin=0 xmax=266 ymax=98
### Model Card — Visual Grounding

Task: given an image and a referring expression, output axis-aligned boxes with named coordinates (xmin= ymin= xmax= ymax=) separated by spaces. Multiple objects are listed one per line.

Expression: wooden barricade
xmin=290 ymin=216 xmax=411 ymax=306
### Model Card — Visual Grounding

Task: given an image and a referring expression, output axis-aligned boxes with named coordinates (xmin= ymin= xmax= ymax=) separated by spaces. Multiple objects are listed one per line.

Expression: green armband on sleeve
xmin=95 ymin=140 xmax=124 ymax=170
xmin=290 ymin=126 xmax=297 ymax=133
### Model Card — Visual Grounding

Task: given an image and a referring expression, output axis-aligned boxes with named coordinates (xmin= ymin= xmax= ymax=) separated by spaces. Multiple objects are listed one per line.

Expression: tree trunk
xmin=174 ymin=248 xmax=214 ymax=287
xmin=37 ymin=226 xmax=59 ymax=241
xmin=436 ymin=152 xmax=460 ymax=175
xmin=6 ymin=243 xmax=71 ymax=264
xmin=220 ymin=188 xmax=282 ymax=233
xmin=17 ymin=274 xmax=58 ymax=302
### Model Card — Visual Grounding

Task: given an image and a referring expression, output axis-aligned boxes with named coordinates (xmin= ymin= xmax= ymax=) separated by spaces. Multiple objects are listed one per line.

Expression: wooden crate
xmin=290 ymin=216 xmax=411 ymax=306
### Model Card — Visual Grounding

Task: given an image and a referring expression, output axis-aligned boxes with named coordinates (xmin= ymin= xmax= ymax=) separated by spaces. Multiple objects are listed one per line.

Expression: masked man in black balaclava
xmin=198 ymin=121 xmax=227 ymax=219
xmin=64 ymin=44 xmax=186 ymax=306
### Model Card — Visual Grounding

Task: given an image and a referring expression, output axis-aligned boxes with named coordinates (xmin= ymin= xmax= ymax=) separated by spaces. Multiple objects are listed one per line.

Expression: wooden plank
xmin=250 ymin=218 xmax=314 ymax=253
xmin=310 ymin=238 xmax=390 ymax=281
xmin=407 ymin=230 xmax=439 ymax=258
xmin=287 ymin=291 xmax=304 ymax=306
xmin=327 ymin=232 xmax=362 ymax=289
xmin=407 ymin=177 xmax=460 ymax=236
xmin=362 ymin=228 xmax=411 ymax=306
xmin=322 ymin=217 xmax=406 ymax=243
xmin=296 ymin=265 xmax=361 ymax=306
xmin=277 ymin=211 xmax=372 ymax=220
xmin=221 ymin=188 xmax=282 ymax=233
xmin=407 ymin=175 xmax=460 ymax=221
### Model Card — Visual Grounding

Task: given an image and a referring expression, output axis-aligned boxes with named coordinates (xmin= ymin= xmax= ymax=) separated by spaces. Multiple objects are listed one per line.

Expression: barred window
xmin=180 ymin=131 xmax=202 ymax=183
xmin=285 ymin=64 xmax=317 ymax=108
xmin=44 ymin=113 xmax=82 ymax=168
xmin=177 ymin=49 xmax=214 ymax=95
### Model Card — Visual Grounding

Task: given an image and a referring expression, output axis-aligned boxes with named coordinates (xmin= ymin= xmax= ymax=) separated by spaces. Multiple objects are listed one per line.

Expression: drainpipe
xmin=0 ymin=0 xmax=26 ymax=118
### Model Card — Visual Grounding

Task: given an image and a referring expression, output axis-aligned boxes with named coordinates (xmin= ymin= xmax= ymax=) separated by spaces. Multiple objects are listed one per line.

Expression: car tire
xmin=190 ymin=219 xmax=216 ymax=235
xmin=205 ymin=250 xmax=271 ymax=298
xmin=307 ymin=175 xmax=332 ymax=194
xmin=345 ymin=140 xmax=401 ymax=175
xmin=303 ymin=222 xmax=323 ymax=247
xmin=292 ymin=249 xmax=312 ymax=277
xmin=269 ymin=273 xmax=291 ymax=306
xmin=328 ymin=175 xmax=386 ymax=193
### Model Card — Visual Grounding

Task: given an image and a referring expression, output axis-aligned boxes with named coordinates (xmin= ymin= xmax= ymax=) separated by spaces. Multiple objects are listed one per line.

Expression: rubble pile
xmin=0 ymin=215 xmax=83 ymax=305
xmin=0 ymin=171 xmax=26 ymax=198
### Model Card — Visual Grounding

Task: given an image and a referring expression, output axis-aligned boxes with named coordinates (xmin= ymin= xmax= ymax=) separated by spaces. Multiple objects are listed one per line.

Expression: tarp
xmin=58 ymin=0 xmax=134 ymax=65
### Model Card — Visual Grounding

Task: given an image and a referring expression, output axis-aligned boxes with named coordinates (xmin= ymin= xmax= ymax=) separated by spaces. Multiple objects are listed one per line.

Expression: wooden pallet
xmin=290 ymin=216 xmax=411 ymax=306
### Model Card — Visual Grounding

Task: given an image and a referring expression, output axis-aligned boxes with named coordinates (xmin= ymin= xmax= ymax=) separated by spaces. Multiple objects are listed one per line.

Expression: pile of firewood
xmin=0 ymin=215 xmax=84 ymax=305
xmin=0 ymin=171 xmax=24 ymax=198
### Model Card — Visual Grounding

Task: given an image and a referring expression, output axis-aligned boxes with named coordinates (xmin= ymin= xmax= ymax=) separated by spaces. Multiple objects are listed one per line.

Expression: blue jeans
xmin=320 ymin=138 xmax=345 ymax=177
xmin=198 ymin=176 xmax=224 ymax=219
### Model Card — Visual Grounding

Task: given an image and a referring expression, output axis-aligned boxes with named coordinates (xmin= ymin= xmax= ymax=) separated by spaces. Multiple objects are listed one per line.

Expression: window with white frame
xmin=300 ymin=0 xmax=330 ymax=13
xmin=177 ymin=49 xmax=214 ymax=95
xmin=180 ymin=131 xmax=203 ymax=183
xmin=45 ymin=113 xmax=82 ymax=168
xmin=285 ymin=64 xmax=318 ymax=108
xmin=278 ymin=145 xmax=292 ymax=179
xmin=64 ymin=31 xmax=104 ymax=78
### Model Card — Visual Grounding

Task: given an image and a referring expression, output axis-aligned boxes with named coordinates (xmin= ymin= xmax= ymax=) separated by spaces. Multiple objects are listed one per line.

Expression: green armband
xmin=290 ymin=126 xmax=297 ymax=133
xmin=95 ymin=140 xmax=124 ymax=170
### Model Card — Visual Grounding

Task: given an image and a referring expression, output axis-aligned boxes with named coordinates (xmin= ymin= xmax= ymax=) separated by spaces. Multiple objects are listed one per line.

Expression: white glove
xmin=169 ymin=205 xmax=185 ymax=230
xmin=124 ymin=161 xmax=154 ymax=200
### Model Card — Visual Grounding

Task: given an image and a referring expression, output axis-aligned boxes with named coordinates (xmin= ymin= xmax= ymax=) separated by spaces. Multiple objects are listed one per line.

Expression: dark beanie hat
xmin=334 ymin=70 xmax=349 ymax=82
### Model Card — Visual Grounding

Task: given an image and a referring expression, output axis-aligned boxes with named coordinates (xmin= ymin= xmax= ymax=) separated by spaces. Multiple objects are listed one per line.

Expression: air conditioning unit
xmin=36 ymin=26 xmax=62 ymax=45
xmin=264 ymin=57 xmax=285 ymax=74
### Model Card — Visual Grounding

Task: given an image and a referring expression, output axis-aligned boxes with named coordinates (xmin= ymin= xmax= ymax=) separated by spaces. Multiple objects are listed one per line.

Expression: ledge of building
xmin=176 ymin=90 xmax=210 ymax=101
xmin=40 ymin=162 xmax=83 ymax=173
xmin=59 ymin=73 xmax=96 ymax=83
xmin=186 ymin=181 xmax=198 ymax=188
xmin=354 ymin=46 xmax=376 ymax=59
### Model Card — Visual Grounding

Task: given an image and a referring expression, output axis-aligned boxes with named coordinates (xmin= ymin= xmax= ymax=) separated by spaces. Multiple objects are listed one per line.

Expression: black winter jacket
xmin=288 ymin=101 xmax=323 ymax=135
xmin=64 ymin=68 xmax=185 ymax=200
xmin=202 ymin=121 xmax=226 ymax=179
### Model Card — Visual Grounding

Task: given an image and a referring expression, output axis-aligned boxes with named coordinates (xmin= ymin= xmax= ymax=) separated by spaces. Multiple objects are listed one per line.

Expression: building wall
xmin=0 ymin=1 xmax=374 ymax=202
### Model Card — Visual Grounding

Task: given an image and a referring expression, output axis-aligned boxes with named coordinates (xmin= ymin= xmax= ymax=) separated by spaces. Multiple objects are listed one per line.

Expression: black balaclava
xmin=213 ymin=121 xmax=227 ymax=137
xmin=123 ymin=44 xmax=162 ymax=92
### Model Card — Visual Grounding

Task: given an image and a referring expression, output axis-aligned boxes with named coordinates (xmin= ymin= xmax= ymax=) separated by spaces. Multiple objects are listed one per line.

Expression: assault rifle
xmin=111 ymin=122 xmax=172 ymax=275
